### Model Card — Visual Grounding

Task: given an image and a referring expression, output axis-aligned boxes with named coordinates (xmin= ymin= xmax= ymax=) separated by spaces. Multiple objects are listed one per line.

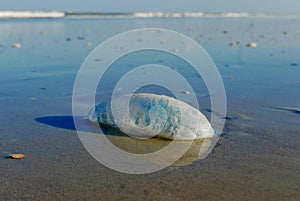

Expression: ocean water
xmin=0 ymin=17 xmax=299 ymax=200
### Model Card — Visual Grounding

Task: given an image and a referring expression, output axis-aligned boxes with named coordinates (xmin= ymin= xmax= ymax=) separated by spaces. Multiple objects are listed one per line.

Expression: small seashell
xmin=172 ymin=48 xmax=179 ymax=53
xmin=8 ymin=154 xmax=25 ymax=159
xmin=246 ymin=42 xmax=257 ymax=48
xmin=12 ymin=43 xmax=21 ymax=48
xmin=229 ymin=41 xmax=236 ymax=47
xmin=183 ymin=90 xmax=190 ymax=95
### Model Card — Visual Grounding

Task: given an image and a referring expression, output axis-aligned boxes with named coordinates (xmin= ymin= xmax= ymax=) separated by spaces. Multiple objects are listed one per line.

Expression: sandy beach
xmin=0 ymin=17 xmax=299 ymax=200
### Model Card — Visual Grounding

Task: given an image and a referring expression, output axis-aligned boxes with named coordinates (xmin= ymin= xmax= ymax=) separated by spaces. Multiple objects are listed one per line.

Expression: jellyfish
xmin=88 ymin=93 xmax=215 ymax=140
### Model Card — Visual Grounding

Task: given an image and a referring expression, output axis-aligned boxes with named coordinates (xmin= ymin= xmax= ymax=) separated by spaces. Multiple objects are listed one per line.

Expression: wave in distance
xmin=0 ymin=11 xmax=298 ymax=19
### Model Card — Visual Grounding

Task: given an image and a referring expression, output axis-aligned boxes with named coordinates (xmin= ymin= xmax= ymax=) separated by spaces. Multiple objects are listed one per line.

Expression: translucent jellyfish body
xmin=89 ymin=93 xmax=215 ymax=140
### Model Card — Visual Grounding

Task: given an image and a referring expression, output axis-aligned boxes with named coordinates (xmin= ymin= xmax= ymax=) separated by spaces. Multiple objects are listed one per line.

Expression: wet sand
xmin=0 ymin=17 xmax=299 ymax=200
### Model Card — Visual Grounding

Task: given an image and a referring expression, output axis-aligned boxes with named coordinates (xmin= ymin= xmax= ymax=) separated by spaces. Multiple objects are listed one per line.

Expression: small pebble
xmin=172 ymin=48 xmax=179 ymax=53
xmin=229 ymin=41 xmax=236 ymax=47
xmin=8 ymin=154 xmax=25 ymax=159
xmin=12 ymin=43 xmax=21 ymax=48
xmin=183 ymin=90 xmax=190 ymax=95
xmin=283 ymin=31 xmax=288 ymax=35
xmin=246 ymin=42 xmax=257 ymax=48
xmin=66 ymin=37 xmax=71 ymax=41
xmin=290 ymin=63 xmax=298 ymax=67
xmin=87 ymin=42 xmax=92 ymax=46
xmin=223 ymin=115 xmax=237 ymax=120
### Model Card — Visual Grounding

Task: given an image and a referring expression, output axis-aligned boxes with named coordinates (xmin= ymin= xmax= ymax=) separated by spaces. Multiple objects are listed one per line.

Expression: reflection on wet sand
xmin=35 ymin=115 xmax=219 ymax=166
xmin=103 ymin=128 xmax=219 ymax=166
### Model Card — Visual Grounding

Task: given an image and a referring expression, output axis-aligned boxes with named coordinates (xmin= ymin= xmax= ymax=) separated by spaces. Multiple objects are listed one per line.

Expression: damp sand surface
xmin=0 ymin=17 xmax=299 ymax=200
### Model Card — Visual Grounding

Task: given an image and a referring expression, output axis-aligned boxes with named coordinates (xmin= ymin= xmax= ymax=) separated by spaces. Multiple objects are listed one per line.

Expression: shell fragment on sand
xmin=88 ymin=93 xmax=215 ymax=140
xmin=8 ymin=154 xmax=25 ymax=159
xmin=229 ymin=41 xmax=238 ymax=47
xmin=12 ymin=43 xmax=21 ymax=48
xmin=246 ymin=42 xmax=257 ymax=48
xmin=183 ymin=90 xmax=190 ymax=95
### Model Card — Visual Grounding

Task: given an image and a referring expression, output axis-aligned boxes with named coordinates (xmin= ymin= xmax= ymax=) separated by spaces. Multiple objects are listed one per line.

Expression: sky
xmin=1 ymin=0 xmax=300 ymax=14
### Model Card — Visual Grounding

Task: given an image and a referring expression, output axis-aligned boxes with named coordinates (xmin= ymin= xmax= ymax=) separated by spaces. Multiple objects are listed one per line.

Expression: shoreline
xmin=0 ymin=11 xmax=299 ymax=19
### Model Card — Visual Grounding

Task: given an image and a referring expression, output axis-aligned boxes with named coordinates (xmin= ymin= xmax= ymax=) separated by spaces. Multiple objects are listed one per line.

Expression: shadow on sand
xmin=34 ymin=115 xmax=126 ymax=137
xmin=35 ymin=116 xmax=77 ymax=130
